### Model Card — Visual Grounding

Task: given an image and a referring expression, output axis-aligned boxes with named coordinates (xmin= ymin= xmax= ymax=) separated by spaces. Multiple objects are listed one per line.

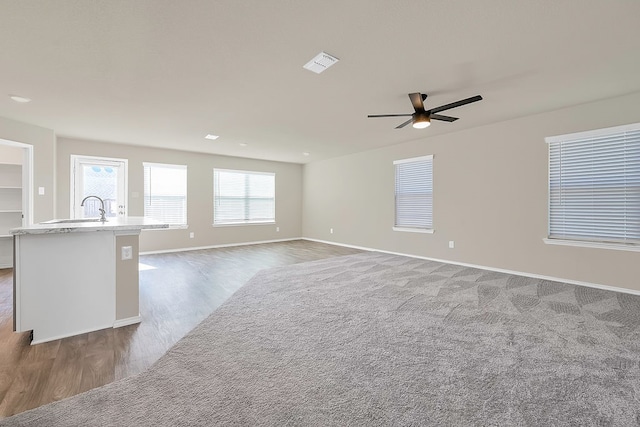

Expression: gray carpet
xmin=3 ymin=252 xmax=640 ymax=426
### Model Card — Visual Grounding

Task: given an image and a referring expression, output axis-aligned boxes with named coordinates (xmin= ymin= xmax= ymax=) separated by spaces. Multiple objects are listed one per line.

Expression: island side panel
xmin=16 ymin=232 xmax=116 ymax=344
xmin=13 ymin=236 xmax=17 ymax=331
xmin=114 ymin=232 xmax=140 ymax=325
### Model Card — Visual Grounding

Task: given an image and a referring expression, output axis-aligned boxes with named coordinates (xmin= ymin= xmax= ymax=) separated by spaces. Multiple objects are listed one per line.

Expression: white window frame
xmin=544 ymin=122 xmax=640 ymax=252
xmin=143 ymin=162 xmax=188 ymax=229
xmin=393 ymin=155 xmax=434 ymax=234
xmin=213 ymin=168 xmax=276 ymax=226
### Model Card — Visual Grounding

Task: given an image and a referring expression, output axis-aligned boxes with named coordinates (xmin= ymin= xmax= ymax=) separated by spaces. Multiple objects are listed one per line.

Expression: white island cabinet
xmin=11 ymin=217 xmax=168 ymax=344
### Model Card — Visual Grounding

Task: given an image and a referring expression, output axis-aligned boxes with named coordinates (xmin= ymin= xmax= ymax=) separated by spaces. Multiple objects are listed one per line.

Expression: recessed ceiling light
xmin=9 ymin=95 xmax=31 ymax=103
xmin=303 ymin=52 xmax=339 ymax=74
xmin=204 ymin=134 xmax=219 ymax=140
xmin=239 ymin=143 xmax=247 ymax=147
xmin=303 ymin=152 xmax=310 ymax=156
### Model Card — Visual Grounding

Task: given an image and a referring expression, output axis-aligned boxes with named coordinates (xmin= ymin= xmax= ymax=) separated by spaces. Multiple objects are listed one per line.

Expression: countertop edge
xmin=11 ymin=218 xmax=170 ymax=235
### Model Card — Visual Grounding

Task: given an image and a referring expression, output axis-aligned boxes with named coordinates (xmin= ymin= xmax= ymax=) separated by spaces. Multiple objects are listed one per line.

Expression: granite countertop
xmin=11 ymin=217 xmax=170 ymax=235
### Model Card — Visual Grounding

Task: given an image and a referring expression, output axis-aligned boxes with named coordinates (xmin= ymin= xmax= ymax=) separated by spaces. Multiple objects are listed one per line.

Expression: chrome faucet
xmin=80 ymin=196 xmax=107 ymax=222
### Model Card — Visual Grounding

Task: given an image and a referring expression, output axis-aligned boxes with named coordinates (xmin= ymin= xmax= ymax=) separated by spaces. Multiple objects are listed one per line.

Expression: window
xmin=546 ymin=123 xmax=640 ymax=248
xmin=213 ymin=169 xmax=275 ymax=225
xmin=393 ymin=155 xmax=433 ymax=233
xmin=143 ymin=162 xmax=187 ymax=226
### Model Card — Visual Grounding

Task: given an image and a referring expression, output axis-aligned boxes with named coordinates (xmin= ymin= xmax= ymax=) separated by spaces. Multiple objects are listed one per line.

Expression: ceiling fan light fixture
xmin=367 ymin=92 xmax=482 ymax=129
xmin=412 ymin=114 xmax=431 ymax=129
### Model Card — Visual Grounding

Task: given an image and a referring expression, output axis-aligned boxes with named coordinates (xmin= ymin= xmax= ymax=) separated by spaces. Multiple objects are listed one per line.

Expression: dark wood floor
xmin=0 ymin=240 xmax=362 ymax=419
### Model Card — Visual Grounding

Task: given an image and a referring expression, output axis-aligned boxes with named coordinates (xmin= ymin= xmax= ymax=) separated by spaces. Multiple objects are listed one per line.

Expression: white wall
xmin=3 ymin=89 xmax=640 ymax=292
xmin=56 ymin=137 xmax=303 ymax=252
xmin=0 ymin=116 xmax=55 ymax=222
xmin=302 ymin=91 xmax=640 ymax=292
xmin=0 ymin=145 xmax=23 ymax=164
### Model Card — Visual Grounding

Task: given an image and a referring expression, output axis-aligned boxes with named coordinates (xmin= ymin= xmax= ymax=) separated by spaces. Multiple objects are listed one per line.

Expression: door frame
xmin=70 ymin=155 xmax=128 ymax=219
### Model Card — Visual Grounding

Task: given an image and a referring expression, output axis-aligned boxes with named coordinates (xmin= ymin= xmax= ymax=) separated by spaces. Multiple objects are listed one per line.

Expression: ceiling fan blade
xmin=367 ymin=114 xmax=413 ymax=118
xmin=428 ymin=95 xmax=483 ymax=114
xmin=395 ymin=118 xmax=414 ymax=129
xmin=409 ymin=93 xmax=425 ymax=112
xmin=430 ymin=114 xmax=458 ymax=122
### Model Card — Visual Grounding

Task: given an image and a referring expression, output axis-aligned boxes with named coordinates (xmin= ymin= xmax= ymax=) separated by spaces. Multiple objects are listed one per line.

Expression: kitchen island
xmin=11 ymin=217 xmax=169 ymax=344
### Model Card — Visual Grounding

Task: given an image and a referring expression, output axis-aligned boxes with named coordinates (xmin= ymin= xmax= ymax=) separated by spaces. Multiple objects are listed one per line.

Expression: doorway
xmin=70 ymin=155 xmax=128 ymax=219
xmin=0 ymin=139 xmax=33 ymax=268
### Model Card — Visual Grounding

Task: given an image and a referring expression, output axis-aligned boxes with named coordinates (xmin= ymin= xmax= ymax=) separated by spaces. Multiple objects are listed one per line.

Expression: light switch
xmin=121 ymin=246 xmax=133 ymax=260
xmin=38 ymin=187 xmax=45 ymax=195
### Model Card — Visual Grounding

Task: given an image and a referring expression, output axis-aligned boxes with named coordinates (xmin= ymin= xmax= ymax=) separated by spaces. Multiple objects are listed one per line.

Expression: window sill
xmin=393 ymin=227 xmax=434 ymax=234
xmin=543 ymin=238 xmax=640 ymax=252
xmin=213 ymin=221 xmax=276 ymax=228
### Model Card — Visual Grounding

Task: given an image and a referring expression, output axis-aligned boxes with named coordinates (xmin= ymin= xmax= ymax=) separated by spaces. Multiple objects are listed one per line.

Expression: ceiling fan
xmin=368 ymin=93 xmax=483 ymax=129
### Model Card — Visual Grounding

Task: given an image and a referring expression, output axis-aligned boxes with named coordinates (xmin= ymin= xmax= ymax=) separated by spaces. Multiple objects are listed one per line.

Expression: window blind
xmin=213 ymin=169 xmax=275 ymax=224
xmin=548 ymin=124 xmax=640 ymax=244
xmin=394 ymin=155 xmax=433 ymax=230
xmin=143 ymin=163 xmax=187 ymax=226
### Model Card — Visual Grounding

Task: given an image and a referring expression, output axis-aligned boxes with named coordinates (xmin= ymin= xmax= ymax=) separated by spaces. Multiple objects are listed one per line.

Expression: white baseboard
xmin=113 ymin=315 xmax=141 ymax=328
xmin=31 ymin=323 xmax=114 ymax=345
xmin=140 ymin=237 xmax=302 ymax=255
xmin=137 ymin=235 xmax=639 ymax=297
xmin=30 ymin=316 xmax=141 ymax=344
xmin=303 ymin=238 xmax=640 ymax=297
xmin=303 ymin=238 xmax=372 ymax=253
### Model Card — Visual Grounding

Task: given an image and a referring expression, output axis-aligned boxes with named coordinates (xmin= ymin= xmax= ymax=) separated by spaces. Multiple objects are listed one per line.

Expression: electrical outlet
xmin=330 ymin=228 xmax=334 ymax=234
xmin=121 ymin=246 xmax=133 ymax=260
xmin=189 ymin=232 xmax=195 ymax=238
xmin=38 ymin=187 xmax=45 ymax=195
xmin=449 ymin=241 xmax=455 ymax=249
xmin=276 ymin=226 xmax=280 ymax=232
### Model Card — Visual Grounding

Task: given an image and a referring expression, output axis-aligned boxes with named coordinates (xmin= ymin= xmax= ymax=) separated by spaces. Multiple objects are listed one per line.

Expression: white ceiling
xmin=1 ymin=1 xmax=640 ymax=164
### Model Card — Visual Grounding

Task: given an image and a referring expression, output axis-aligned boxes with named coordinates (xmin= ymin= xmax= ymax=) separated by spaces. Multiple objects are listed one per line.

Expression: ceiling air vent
xmin=303 ymin=51 xmax=339 ymax=74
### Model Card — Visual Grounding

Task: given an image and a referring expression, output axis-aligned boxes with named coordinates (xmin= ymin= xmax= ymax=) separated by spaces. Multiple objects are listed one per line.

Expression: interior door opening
xmin=0 ymin=139 xmax=33 ymax=268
